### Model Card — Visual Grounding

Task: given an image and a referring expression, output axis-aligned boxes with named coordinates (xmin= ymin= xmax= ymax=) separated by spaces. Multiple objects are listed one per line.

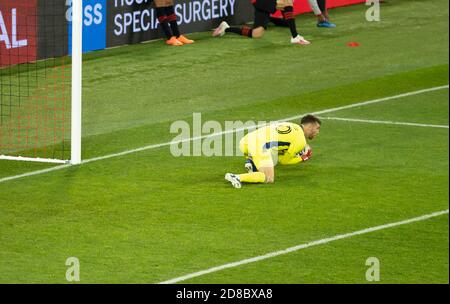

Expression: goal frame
xmin=0 ymin=0 xmax=82 ymax=165
xmin=71 ymin=0 xmax=82 ymax=165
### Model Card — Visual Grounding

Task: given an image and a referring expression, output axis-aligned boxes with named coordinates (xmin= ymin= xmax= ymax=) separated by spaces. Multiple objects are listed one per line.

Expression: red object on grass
xmin=347 ymin=42 xmax=360 ymax=47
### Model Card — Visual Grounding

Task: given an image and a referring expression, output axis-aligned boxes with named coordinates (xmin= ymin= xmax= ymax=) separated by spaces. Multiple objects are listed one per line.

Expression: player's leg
xmin=309 ymin=0 xmax=336 ymax=28
xmin=269 ymin=16 xmax=289 ymax=27
xmin=225 ymin=138 xmax=273 ymax=188
xmin=154 ymin=0 xmax=182 ymax=46
xmin=164 ymin=2 xmax=194 ymax=44
xmin=239 ymin=136 xmax=256 ymax=173
xmin=225 ymin=167 xmax=270 ymax=189
xmin=224 ymin=8 xmax=268 ymax=39
xmin=250 ymin=26 xmax=266 ymax=39
xmin=221 ymin=25 xmax=256 ymax=38
xmin=308 ymin=0 xmax=325 ymax=22
xmin=250 ymin=7 xmax=270 ymax=38
xmin=281 ymin=3 xmax=298 ymax=38
xmin=259 ymin=166 xmax=275 ymax=183
xmin=317 ymin=0 xmax=328 ymax=19
xmin=214 ymin=7 xmax=268 ymax=38
xmin=280 ymin=2 xmax=311 ymax=44
xmin=240 ymin=165 xmax=274 ymax=183
xmin=317 ymin=0 xmax=336 ymax=27
xmin=266 ymin=1 xmax=310 ymax=44
xmin=225 ymin=152 xmax=274 ymax=188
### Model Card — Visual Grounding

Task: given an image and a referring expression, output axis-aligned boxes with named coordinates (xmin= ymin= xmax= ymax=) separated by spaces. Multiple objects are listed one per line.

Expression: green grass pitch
xmin=0 ymin=0 xmax=448 ymax=283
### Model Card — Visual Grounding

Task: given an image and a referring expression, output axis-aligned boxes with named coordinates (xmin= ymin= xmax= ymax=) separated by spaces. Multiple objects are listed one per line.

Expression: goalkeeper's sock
xmin=156 ymin=8 xmax=172 ymax=39
xmin=270 ymin=17 xmax=288 ymax=27
xmin=282 ymin=7 xmax=299 ymax=38
xmin=226 ymin=26 xmax=253 ymax=38
xmin=165 ymin=6 xmax=181 ymax=38
xmin=239 ymin=172 xmax=266 ymax=183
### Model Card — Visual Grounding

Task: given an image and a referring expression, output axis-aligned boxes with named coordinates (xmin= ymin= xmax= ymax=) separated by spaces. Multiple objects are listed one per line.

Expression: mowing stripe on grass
xmin=0 ymin=164 xmax=73 ymax=184
xmin=0 ymin=85 xmax=448 ymax=184
xmin=320 ymin=117 xmax=450 ymax=129
xmin=159 ymin=209 xmax=449 ymax=284
xmin=308 ymin=85 xmax=449 ymax=117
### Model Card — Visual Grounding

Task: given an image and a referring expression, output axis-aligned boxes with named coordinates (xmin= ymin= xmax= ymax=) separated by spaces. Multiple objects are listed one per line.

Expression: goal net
xmin=0 ymin=0 xmax=81 ymax=164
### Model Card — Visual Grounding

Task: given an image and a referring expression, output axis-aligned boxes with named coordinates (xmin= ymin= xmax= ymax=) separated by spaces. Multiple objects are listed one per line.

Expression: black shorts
xmin=253 ymin=0 xmax=277 ymax=14
xmin=253 ymin=7 xmax=271 ymax=29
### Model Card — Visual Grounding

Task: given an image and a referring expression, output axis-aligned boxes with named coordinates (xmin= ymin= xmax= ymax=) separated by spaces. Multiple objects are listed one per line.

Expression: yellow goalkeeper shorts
xmin=239 ymin=137 xmax=275 ymax=169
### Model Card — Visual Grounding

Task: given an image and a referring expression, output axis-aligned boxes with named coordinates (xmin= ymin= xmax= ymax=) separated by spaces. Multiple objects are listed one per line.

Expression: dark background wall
xmin=107 ymin=0 xmax=253 ymax=47
xmin=2 ymin=0 xmax=252 ymax=65
xmin=37 ymin=0 xmax=68 ymax=60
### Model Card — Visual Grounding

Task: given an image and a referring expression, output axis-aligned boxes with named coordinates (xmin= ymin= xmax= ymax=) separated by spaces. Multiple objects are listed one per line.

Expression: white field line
xmin=0 ymin=85 xmax=448 ymax=184
xmin=159 ymin=209 xmax=449 ymax=284
xmin=0 ymin=164 xmax=73 ymax=184
xmin=320 ymin=117 xmax=450 ymax=129
xmin=0 ymin=155 xmax=69 ymax=164
xmin=308 ymin=85 xmax=449 ymax=117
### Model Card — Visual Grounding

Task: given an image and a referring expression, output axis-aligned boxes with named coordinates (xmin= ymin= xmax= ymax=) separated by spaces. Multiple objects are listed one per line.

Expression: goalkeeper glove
xmin=300 ymin=146 xmax=313 ymax=162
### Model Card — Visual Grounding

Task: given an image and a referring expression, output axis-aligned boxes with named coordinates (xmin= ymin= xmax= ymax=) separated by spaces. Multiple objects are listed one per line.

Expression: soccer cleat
xmin=166 ymin=36 xmax=183 ymax=46
xmin=317 ymin=21 xmax=336 ymax=28
xmin=213 ymin=21 xmax=230 ymax=37
xmin=291 ymin=35 xmax=311 ymax=45
xmin=225 ymin=173 xmax=242 ymax=189
xmin=177 ymin=35 xmax=194 ymax=44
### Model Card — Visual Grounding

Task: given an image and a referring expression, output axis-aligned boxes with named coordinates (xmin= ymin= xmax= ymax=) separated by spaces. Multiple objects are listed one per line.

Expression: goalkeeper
xmin=225 ymin=115 xmax=321 ymax=189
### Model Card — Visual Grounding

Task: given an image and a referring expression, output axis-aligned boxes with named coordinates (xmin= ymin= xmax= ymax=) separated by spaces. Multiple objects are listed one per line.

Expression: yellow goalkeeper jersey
xmin=240 ymin=122 xmax=307 ymax=167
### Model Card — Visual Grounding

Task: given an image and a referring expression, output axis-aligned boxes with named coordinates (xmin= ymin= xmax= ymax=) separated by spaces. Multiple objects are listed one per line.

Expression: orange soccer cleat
xmin=166 ymin=36 xmax=183 ymax=46
xmin=177 ymin=35 xmax=195 ymax=44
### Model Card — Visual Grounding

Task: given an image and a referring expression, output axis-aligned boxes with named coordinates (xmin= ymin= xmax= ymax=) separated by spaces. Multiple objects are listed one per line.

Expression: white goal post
xmin=0 ymin=0 xmax=82 ymax=165
xmin=71 ymin=0 xmax=82 ymax=165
